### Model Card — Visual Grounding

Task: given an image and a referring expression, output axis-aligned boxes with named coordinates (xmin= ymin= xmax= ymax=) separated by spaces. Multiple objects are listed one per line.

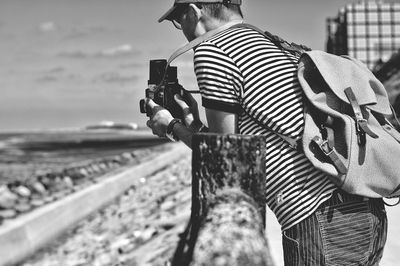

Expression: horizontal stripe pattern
xmin=194 ymin=27 xmax=336 ymax=230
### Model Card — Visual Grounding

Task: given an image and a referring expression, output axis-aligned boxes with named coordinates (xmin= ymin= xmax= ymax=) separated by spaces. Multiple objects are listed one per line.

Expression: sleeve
xmin=194 ymin=42 xmax=243 ymax=114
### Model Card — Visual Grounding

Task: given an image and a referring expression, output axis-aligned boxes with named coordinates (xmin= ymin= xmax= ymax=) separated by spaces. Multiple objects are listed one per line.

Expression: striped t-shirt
xmin=193 ymin=26 xmax=337 ymax=230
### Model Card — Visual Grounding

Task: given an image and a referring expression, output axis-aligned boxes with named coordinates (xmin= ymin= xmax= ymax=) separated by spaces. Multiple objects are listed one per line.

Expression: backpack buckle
xmin=356 ymin=118 xmax=378 ymax=145
xmin=312 ymin=136 xmax=332 ymax=155
xmin=312 ymin=136 xmax=348 ymax=174
xmin=356 ymin=119 xmax=367 ymax=146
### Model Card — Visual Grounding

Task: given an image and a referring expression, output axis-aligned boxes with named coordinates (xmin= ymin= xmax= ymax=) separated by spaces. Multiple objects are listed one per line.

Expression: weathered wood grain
xmin=173 ymin=134 xmax=274 ymax=266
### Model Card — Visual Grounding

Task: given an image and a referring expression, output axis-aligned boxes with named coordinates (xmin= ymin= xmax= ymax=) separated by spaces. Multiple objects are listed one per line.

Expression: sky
xmin=0 ymin=0 xmax=395 ymax=131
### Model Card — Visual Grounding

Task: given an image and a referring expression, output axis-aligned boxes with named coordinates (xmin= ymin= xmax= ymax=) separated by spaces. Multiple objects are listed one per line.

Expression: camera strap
xmin=166 ymin=20 xmax=244 ymax=67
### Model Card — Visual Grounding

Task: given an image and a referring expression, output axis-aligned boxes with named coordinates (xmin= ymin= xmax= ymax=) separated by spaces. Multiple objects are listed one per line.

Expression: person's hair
xmin=197 ymin=3 xmax=243 ymax=21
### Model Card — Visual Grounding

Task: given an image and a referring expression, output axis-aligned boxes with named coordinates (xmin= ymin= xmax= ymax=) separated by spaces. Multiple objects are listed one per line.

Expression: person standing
xmin=144 ymin=1 xmax=387 ymax=265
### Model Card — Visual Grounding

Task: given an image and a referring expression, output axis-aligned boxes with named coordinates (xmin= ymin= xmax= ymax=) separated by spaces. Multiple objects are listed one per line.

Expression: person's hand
xmin=174 ymin=92 xmax=202 ymax=131
xmin=145 ymin=99 xmax=174 ymax=138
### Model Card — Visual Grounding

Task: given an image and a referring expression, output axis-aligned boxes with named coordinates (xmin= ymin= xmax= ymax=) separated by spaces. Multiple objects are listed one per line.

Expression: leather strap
xmin=312 ymin=136 xmax=348 ymax=174
xmin=344 ymin=87 xmax=378 ymax=145
xmin=275 ymin=132 xmax=300 ymax=149
xmin=383 ymin=124 xmax=400 ymax=143
xmin=325 ymin=126 xmax=335 ymax=150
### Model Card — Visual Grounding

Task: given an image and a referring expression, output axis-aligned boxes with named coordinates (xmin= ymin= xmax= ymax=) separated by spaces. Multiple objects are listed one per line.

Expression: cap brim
xmin=158 ymin=5 xmax=178 ymax=23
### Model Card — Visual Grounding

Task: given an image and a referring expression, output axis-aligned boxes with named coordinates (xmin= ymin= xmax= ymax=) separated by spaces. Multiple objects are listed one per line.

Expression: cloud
xmin=93 ymin=72 xmax=139 ymax=84
xmin=36 ymin=75 xmax=59 ymax=83
xmin=39 ymin=21 xmax=58 ymax=33
xmin=36 ymin=68 xmax=84 ymax=83
xmin=45 ymin=67 xmax=66 ymax=74
xmin=119 ymin=62 xmax=145 ymax=69
xmin=58 ymin=50 xmax=89 ymax=59
xmin=64 ymin=26 xmax=108 ymax=39
xmin=100 ymin=44 xmax=133 ymax=57
xmin=58 ymin=44 xmax=141 ymax=59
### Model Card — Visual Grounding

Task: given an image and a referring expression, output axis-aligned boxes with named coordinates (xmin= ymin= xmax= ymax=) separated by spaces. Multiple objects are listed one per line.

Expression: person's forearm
xmin=172 ymin=122 xmax=195 ymax=149
xmin=171 ymin=120 xmax=209 ymax=149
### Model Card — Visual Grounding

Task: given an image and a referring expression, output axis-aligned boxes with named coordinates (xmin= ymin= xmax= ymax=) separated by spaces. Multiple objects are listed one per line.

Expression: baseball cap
xmin=158 ymin=0 xmax=242 ymax=23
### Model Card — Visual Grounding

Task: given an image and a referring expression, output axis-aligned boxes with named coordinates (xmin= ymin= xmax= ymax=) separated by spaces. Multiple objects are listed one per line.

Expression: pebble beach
xmin=22 ymin=156 xmax=192 ymax=266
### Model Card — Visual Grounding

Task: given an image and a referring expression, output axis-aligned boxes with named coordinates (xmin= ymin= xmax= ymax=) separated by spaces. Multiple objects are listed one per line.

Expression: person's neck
xmin=189 ymin=15 xmax=243 ymax=41
xmin=205 ymin=17 xmax=243 ymax=31
xmin=203 ymin=14 xmax=243 ymax=32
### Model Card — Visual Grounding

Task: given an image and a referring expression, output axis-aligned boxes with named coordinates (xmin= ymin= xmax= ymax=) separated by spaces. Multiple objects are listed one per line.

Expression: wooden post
xmin=172 ymin=134 xmax=274 ymax=266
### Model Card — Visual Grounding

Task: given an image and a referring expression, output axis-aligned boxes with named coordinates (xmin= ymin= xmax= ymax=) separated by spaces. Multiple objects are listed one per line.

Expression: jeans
xmin=282 ymin=189 xmax=387 ymax=266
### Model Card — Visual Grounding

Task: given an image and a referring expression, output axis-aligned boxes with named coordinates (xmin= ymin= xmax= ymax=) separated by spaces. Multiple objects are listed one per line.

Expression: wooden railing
xmin=172 ymin=134 xmax=275 ymax=266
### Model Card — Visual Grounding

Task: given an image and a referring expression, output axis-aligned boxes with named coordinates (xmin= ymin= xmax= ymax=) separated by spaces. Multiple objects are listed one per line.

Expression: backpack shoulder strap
xmin=232 ymin=23 xmax=312 ymax=56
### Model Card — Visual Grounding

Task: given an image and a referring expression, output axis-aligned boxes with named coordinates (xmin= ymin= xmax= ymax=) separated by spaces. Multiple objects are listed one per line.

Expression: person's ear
xmin=188 ymin=3 xmax=203 ymax=20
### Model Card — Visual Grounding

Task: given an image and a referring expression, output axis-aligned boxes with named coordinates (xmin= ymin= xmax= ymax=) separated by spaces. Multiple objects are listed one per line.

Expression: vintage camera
xmin=139 ymin=59 xmax=185 ymax=119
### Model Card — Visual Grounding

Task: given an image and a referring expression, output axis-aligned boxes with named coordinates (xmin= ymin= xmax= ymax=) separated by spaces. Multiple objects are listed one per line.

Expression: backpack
xmin=239 ymin=24 xmax=400 ymax=199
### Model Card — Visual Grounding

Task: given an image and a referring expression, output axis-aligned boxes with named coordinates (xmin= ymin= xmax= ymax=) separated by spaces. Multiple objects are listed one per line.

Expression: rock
xmin=38 ymin=176 xmax=52 ymax=189
xmin=31 ymin=199 xmax=45 ymax=208
xmin=12 ymin=185 xmax=32 ymax=198
xmin=121 ymin=152 xmax=133 ymax=161
xmin=91 ymin=164 xmax=101 ymax=173
xmin=160 ymin=200 xmax=175 ymax=212
xmin=78 ymin=168 xmax=89 ymax=177
xmin=106 ymin=161 xmax=115 ymax=169
xmin=63 ymin=176 xmax=75 ymax=189
xmin=110 ymin=237 xmax=131 ymax=252
xmin=17 ymin=197 xmax=30 ymax=204
xmin=124 ymin=187 xmax=135 ymax=196
xmin=117 ymin=242 xmax=136 ymax=254
xmin=98 ymin=162 xmax=107 ymax=171
xmin=30 ymin=182 xmax=48 ymax=195
xmin=112 ymin=155 xmax=122 ymax=164
xmin=86 ymin=166 xmax=94 ymax=175
xmin=43 ymin=195 xmax=56 ymax=203
xmin=134 ymin=227 xmax=158 ymax=244
xmin=0 ymin=185 xmax=18 ymax=209
xmin=118 ymin=256 xmax=138 ymax=266
xmin=52 ymin=190 xmax=69 ymax=200
xmin=67 ymin=169 xmax=85 ymax=180
xmin=0 ymin=209 xmax=17 ymax=219
xmin=14 ymin=202 xmax=32 ymax=213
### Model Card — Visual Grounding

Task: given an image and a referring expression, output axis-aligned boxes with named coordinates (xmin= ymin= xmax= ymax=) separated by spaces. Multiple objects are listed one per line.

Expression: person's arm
xmin=166 ymin=107 xmax=237 ymax=148
xmin=145 ymin=98 xmax=237 ymax=148
xmin=168 ymin=120 xmax=196 ymax=148
xmin=173 ymin=92 xmax=237 ymax=135
xmin=205 ymin=108 xmax=237 ymax=134
xmin=193 ymin=41 xmax=243 ymax=134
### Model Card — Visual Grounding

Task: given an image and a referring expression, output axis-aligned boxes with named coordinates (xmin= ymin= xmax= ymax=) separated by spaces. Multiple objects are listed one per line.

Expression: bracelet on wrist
xmin=166 ymin=118 xmax=182 ymax=141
